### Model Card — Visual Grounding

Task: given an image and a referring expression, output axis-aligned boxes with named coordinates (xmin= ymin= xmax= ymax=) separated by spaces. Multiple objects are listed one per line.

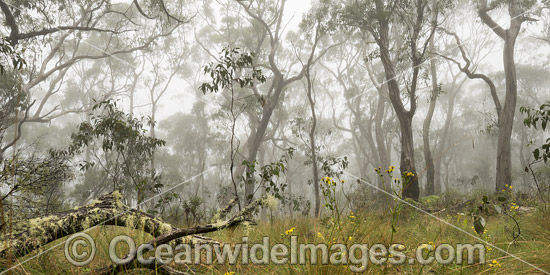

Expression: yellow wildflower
xmin=285 ymin=227 xmax=295 ymax=235
xmin=489 ymin=259 xmax=501 ymax=268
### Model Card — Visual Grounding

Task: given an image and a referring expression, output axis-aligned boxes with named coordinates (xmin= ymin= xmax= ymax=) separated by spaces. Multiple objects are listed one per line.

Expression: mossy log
xmin=1 ymin=191 xmax=269 ymax=275
xmin=0 ymin=191 xmax=213 ymax=259
xmin=93 ymin=195 xmax=266 ymax=274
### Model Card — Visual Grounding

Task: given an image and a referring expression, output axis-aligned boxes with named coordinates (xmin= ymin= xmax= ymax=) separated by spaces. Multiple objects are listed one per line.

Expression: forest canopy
xmin=1 ymin=0 xmax=550 ymax=274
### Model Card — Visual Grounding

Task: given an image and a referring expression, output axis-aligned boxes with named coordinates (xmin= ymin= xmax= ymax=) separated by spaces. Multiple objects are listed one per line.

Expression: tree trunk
xmin=377 ymin=18 xmax=419 ymax=200
xmin=244 ymin=82 xmax=284 ymax=203
xmin=375 ymin=86 xmax=390 ymax=191
xmin=495 ymin=35 xmax=518 ymax=192
xmin=306 ymin=69 xmax=321 ymax=217
xmin=398 ymin=116 xmax=419 ymax=199
xmin=477 ymin=0 xmax=523 ymax=193
xmin=423 ymin=2 xmax=438 ymax=196
xmin=423 ymin=87 xmax=437 ymax=195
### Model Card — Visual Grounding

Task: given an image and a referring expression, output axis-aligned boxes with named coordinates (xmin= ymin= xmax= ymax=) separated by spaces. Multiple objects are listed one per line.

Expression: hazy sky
xmin=161 ymin=0 xmax=313 ymax=121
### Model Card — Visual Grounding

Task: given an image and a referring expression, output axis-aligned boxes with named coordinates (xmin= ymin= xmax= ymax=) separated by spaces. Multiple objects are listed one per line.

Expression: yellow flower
xmin=405 ymin=172 xmax=414 ymax=177
xmin=349 ymin=215 xmax=356 ymax=219
xmin=489 ymin=259 xmax=501 ymax=268
xmin=285 ymin=227 xmax=295 ymax=235
xmin=511 ymin=202 xmax=519 ymax=210
xmin=348 ymin=236 xmax=353 ymax=241
xmin=224 ymin=272 xmax=235 ymax=275
xmin=317 ymin=232 xmax=323 ymax=238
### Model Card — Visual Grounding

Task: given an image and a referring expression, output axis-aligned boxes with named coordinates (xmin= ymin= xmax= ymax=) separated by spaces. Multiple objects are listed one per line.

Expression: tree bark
xmin=423 ymin=26 xmax=438 ymax=196
xmin=375 ymin=3 xmax=420 ymax=199
xmin=478 ymin=0 xmax=523 ymax=192
xmin=305 ymin=65 xmax=321 ymax=217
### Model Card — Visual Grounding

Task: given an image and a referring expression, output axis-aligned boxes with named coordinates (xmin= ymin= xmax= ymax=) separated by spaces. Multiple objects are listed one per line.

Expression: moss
xmin=124 ymin=214 xmax=136 ymax=228
xmin=212 ymin=219 xmax=227 ymax=229
xmin=81 ymin=217 xmax=90 ymax=229
xmin=112 ymin=191 xmax=123 ymax=208
xmin=138 ymin=216 xmax=148 ymax=227
xmin=158 ymin=222 xmax=173 ymax=235
xmin=262 ymin=195 xmax=279 ymax=210
xmin=28 ymin=216 xmax=57 ymax=236
xmin=211 ymin=212 xmax=221 ymax=224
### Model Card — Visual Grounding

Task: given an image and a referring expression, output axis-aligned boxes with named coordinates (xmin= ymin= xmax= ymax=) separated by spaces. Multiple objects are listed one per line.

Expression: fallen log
xmin=1 ymin=191 xmax=268 ymax=275
xmin=0 ymin=191 xmax=214 ymax=259
xmin=92 ymin=195 xmax=266 ymax=274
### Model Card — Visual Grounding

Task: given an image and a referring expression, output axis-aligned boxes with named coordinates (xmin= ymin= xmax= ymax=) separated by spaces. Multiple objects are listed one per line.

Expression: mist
xmin=1 ymin=0 xmax=550 ymax=274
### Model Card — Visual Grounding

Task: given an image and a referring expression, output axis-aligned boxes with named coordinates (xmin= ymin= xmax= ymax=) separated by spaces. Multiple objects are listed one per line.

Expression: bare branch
xmin=478 ymin=0 xmax=506 ymax=39
xmin=438 ymin=28 xmax=502 ymax=117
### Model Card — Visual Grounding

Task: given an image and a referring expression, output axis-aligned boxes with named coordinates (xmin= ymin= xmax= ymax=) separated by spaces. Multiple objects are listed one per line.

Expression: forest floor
xmin=4 ymin=198 xmax=550 ymax=274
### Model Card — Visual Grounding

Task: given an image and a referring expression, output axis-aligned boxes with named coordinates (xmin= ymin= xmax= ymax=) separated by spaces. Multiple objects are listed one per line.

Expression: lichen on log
xmin=1 ymin=191 xmax=266 ymax=275
xmin=0 ymin=191 xmax=210 ymax=259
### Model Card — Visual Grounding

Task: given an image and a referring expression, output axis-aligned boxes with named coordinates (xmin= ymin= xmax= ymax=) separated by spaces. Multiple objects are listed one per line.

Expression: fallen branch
xmin=0 ymin=192 xmax=212 ymax=259
xmin=92 ymin=196 xmax=266 ymax=274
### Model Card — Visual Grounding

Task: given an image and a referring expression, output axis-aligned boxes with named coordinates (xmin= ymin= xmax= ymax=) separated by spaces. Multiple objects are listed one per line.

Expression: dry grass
xmin=2 ymin=206 xmax=550 ymax=274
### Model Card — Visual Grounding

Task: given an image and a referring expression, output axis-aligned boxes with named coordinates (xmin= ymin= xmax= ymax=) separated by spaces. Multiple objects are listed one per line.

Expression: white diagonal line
xmin=344 ymin=3 xmax=542 ymax=103
xmin=2 ymin=1 xmax=216 ymax=108
xmin=345 ymin=171 xmax=550 ymax=274
xmin=1 ymin=167 xmax=214 ymax=274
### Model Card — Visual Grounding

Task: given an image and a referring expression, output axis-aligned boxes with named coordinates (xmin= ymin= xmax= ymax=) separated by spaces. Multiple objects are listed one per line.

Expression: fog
xmin=2 ymin=0 xmax=550 ymax=273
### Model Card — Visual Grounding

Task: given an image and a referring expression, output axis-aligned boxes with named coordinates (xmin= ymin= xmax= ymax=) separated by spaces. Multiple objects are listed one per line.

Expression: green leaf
xmin=473 ymin=216 xmax=485 ymax=235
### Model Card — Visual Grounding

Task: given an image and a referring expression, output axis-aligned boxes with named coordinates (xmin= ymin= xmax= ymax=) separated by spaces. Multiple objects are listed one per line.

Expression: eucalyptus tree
xmin=198 ymin=0 xmax=343 ymax=205
xmin=320 ymin=38 xmax=396 ymax=197
xmin=342 ymin=0 xmax=448 ymax=199
xmin=0 ymin=0 xmax=189 ymax=153
xmin=440 ymin=0 xmax=538 ymax=192
xmin=422 ymin=0 xmax=440 ymax=195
